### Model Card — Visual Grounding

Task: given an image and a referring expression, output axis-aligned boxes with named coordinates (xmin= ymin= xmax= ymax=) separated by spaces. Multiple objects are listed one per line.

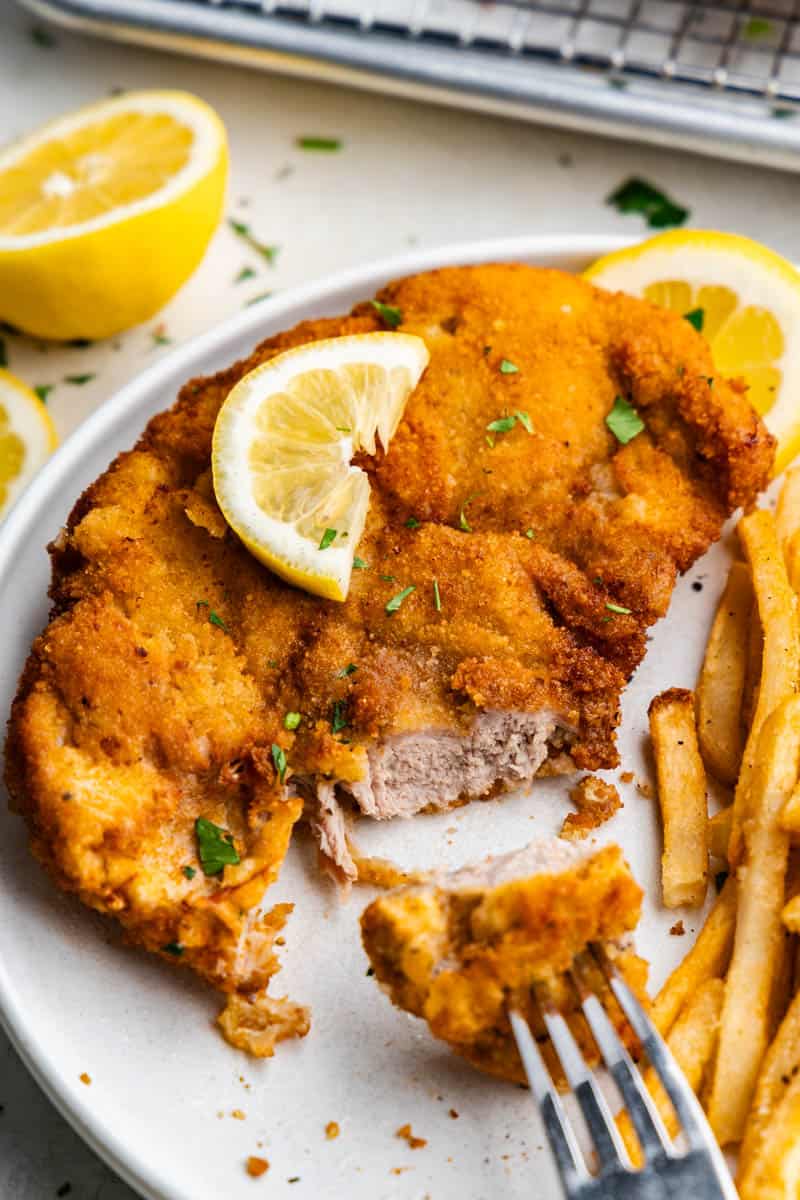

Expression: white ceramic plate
xmin=0 ymin=234 xmax=734 ymax=1200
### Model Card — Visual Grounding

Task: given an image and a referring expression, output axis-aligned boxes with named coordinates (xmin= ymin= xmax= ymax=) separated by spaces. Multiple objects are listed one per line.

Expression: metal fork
xmin=509 ymin=946 xmax=738 ymax=1200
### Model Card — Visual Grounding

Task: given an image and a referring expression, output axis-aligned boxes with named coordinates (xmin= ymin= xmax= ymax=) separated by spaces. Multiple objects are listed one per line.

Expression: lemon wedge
xmin=0 ymin=370 xmax=57 ymax=518
xmin=212 ymin=332 xmax=430 ymax=601
xmin=585 ymin=231 xmax=800 ymax=474
xmin=0 ymin=90 xmax=228 ymax=341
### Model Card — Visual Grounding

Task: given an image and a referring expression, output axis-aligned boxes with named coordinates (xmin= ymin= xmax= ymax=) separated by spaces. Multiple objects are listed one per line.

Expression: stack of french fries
xmin=642 ymin=468 xmax=800 ymax=1195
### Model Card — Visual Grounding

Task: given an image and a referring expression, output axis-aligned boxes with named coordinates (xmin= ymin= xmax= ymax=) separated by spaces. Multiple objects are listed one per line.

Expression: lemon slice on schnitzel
xmin=585 ymin=231 xmax=800 ymax=474
xmin=212 ymin=333 xmax=429 ymax=601
xmin=0 ymin=370 xmax=57 ymax=518
xmin=0 ymin=90 xmax=227 ymax=340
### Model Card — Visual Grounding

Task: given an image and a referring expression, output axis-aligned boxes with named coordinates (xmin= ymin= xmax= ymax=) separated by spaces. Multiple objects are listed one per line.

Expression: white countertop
xmin=0 ymin=2 xmax=798 ymax=1196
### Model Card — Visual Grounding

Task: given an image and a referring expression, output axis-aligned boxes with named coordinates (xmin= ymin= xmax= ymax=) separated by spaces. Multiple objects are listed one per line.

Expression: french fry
xmin=785 ymin=531 xmax=800 ymax=599
xmin=730 ymin=510 xmax=800 ymax=866
xmin=696 ymin=562 xmax=751 ymax=785
xmin=741 ymin=597 xmax=763 ymax=735
xmin=739 ymin=989 xmax=800 ymax=1198
xmin=651 ymin=875 xmax=736 ymax=1036
xmin=708 ymin=806 xmax=732 ymax=861
xmin=648 ymin=688 xmax=708 ymax=909
xmin=780 ymin=778 xmax=800 ymax=835
xmin=707 ymin=697 xmax=800 ymax=1146
xmin=618 ymin=979 xmax=724 ymax=1164
xmin=775 ymin=462 xmax=800 ymax=550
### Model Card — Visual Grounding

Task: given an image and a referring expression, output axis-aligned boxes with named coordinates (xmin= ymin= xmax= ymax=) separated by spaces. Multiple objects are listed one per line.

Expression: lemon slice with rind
xmin=212 ymin=333 xmax=430 ymax=601
xmin=585 ymin=230 xmax=800 ymax=474
xmin=0 ymin=370 xmax=57 ymax=518
xmin=0 ymin=90 xmax=227 ymax=340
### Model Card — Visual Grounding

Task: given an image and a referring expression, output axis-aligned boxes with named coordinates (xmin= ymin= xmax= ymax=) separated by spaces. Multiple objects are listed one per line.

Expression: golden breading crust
xmin=361 ymin=842 xmax=647 ymax=1084
xmin=5 ymin=264 xmax=772 ymax=1053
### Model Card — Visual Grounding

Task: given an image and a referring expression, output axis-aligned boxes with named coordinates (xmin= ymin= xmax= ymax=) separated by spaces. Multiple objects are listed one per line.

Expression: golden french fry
xmin=775 ymin=463 xmax=800 ymax=549
xmin=707 ymin=697 xmax=800 ymax=1146
xmin=651 ymin=876 xmax=736 ymax=1036
xmin=708 ymin=806 xmax=732 ymax=861
xmin=648 ymin=688 xmax=708 ymax=909
xmin=618 ymin=979 xmax=724 ymax=1164
xmin=785 ymin=531 xmax=800 ymax=599
xmin=730 ymin=510 xmax=800 ymax=866
xmin=739 ymin=988 xmax=800 ymax=1197
xmin=741 ymin=597 xmax=763 ymax=736
xmin=780 ymin=778 xmax=800 ymax=835
xmin=696 ymin=562 xmax=751 ymax=786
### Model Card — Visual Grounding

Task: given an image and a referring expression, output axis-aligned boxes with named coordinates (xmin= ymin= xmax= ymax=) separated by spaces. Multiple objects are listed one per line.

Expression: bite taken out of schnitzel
xmin=5 ymin=263 xmax=773 ymax=1055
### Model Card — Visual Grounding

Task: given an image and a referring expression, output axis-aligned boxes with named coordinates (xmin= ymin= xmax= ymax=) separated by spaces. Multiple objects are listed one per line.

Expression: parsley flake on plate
xmin=607 ymin=178 xmax=689 ymax=229
xmin=234 ymin=266 xmax=257 ymax=284
xmin=284 ymin=711 xmax=302 ymax=731
xmin=228 ymin=218 xmax=279 ymax=265
xmin=606 ymin=395 xmax=645 ymax=445
xmin=684 ymin=307 xmax=705 ymax=332
xmin=744 ymin=16 xmax=772 ymax=38
xmin=370 ymin=300 xmax=402 ymax=329
xmin=64 ymin=373 xmax=95 ymax=386
xmin=319 ymin=528 xmax=337 ymax=550
xmin=34 ymin=384 xmax=53 ymax=404
xmin=271 ymin=743 xmax=287 ymax=783
xmin=386 ymin=585 xmax=415 ymax=614
xmin=195 ymin=817 xmax=240 ymax=876
xmin=296 ymin=136 xmax=342 ymax=152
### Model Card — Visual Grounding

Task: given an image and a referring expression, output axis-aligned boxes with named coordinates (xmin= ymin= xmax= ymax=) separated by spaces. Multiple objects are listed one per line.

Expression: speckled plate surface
xmin=0 ymin=234 xmax=730 ymax=1200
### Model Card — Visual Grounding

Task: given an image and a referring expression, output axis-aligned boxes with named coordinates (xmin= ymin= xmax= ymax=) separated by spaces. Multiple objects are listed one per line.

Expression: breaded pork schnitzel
xmin=361 ymin=838 xmax=646 ymax=1084
xmin=6 ymin=264 xmax=772 ymax=1054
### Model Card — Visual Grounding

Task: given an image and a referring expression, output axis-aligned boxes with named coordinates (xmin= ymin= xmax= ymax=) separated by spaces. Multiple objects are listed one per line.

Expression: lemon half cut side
xmin=585 ymin=230 xmax=800 ymax=475
xmin=212 ymin=332 xmax=430 ymax=601
xmin=0 ymin=90 xmax=228 ymax=340
xmin=0 ymin=370 xmax=58 ymax=519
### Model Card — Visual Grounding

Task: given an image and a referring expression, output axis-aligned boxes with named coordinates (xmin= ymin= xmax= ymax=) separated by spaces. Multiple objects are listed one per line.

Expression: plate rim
xmin=0 ymin=232 xmax=631 ymax=1200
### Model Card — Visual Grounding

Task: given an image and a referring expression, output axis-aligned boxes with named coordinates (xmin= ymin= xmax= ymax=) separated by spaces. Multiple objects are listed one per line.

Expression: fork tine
xmin=592 ymin=947 xmax=708 ymax=1147
xmin=509 ymin=1010 xmax=588 ymax=1191
xmin=534 ymin=979 xmax=630 ymax=1170
xmin=571 ymin=954 xmax=672 ymax=1161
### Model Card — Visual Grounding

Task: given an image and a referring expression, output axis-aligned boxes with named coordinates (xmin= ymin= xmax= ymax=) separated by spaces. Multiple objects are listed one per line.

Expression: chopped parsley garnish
xmin=209 ymin=611 xmax=229 ymax=633
xmin=195 ymin=817 xmax=240 ymax=876
xmin=353 ymin=556 xmax=368 ymax=570
xmin=0 ymin=338 xmax=6 ymax=368
xmin=151 ymin=330 xmax=171 ymax=346
xmin=330 ymin=699 xmax=349 ymax=733
xmin=684 ymin=307 xmax=705 ymax=332
xmin=34 ymin=384 xmax=53 ymax=404
xmin=235 ymin=265 xmax=257 ymax=284
xmin=370 ymin=300 xmax=402 ymax=329
xmin=228 ymin=218 xmax=279 ymax=265
xmin=404 ymin=516 xmax=421 ymax=529
xmin=296 ymin=136 xmax=342 ymax=151
xmin=380 ymin=574 xmax=396 ymax=582
xmin=606 ymin=395 xmax=645 ymax=445
xmin=162 ymin=942 xmax=184 ymax=957
xmin=319 ymin=528 xmax=338 ymax=550
xmin=386 ymin=585 xmax=415 ymax=614
xmin=606 ymin=601 xmax=632 ymax=615
xmin=515 ymin=410 xmax=533 ymax=433
xmin=744 ymin=16 xmax=771 ymax=38
xmin=525 ymin=528 xmax=535 ymax=539
xmin=485 ymin=434 xmax=495 ymax=448
xmin=182 ymin=865 xmax=196 ymax=880
xmin=487 ymin=415 xmax=516 ymax=434
xmin=336 ymin=663 xmax=358 ymax=678
xmin=271 ymin=743 xmax=287 ymax=783
xmin=607 ymin=178 xmax=689 ymax=229
xmin=284 ymin=711 xmax=302 ymax=730
xmin=772 ymin=106 xmax=797 ymax=119
xmin=433 ymin=578 xmax=442 ymax=612
xmin=64 ymin=373 xmax=95 ymax=386
xmin=459 ymin=492 xmax=482 ymax=531
xmin=499 ymin=359 xmax=519 ymax=374
xmin=244 ymin=292 xmax=274 ymax=307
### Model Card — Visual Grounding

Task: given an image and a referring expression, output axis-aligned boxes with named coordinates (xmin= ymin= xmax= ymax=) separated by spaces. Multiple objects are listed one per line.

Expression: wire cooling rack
xmin=16 ymin=0 xmax=800 ymax=169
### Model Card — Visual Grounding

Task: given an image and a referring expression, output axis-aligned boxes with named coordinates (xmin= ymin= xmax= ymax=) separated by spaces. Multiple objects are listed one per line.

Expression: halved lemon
xmin=212 ymin=333 xmax=430 ymax=601
xmin=585 ymin=231 xmax=800 ymax=474
xmin=0 ymin=90 xmax=228 ymax=341
xmin=0 ymin=370 xmax=57 ymax=518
